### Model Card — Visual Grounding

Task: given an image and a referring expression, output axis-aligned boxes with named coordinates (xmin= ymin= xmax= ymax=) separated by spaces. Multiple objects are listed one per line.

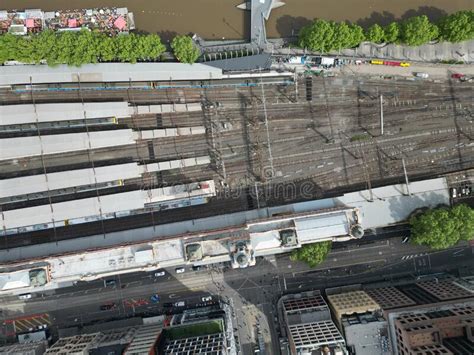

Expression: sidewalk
xmin=341 ymin=62 xmax=474 ymax=80
xmin=269 ymin=39 xmax=474 ymax=64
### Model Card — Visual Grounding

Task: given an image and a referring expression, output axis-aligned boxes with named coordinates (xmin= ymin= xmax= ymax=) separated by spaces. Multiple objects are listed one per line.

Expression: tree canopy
xmin=298 ymin=20 xmax=365 ymax=52
xmin=290 ymin=241 xmax=332 ymax=268
xmin=410 ymin=204 xmax=474 ymax=250
xmin=171 ymin=35 xmax=200 ymax=64
xmin=384 ymin=22 xmax=400 ymax=43
xmin=366 ymin=24 xmax=385 ymax=43
xmin=438 ymin=10 xmax=474 ymax=42
xmin=400 ymin=15 xmax=439 ymax=46
xmin=0 ymin=30 xmax=166 ymax=66
xmin=297 ymin=10 xmax=473 ymax=52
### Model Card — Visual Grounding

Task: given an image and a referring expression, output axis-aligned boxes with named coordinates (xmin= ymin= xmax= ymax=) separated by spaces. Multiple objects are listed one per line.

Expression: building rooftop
xmin=206 ymin=53 xmax=272 ymax=71
xmin=327 ymin=290 xmax=380 ymax=321
xmin=123 ymin=323 xmax=162 ymax=355
xmin=365 ymin=286 xmax=417 ymax=310
xmin=162 ymin=333 xmax=225 ymax=355
xmin=0 ymin=341 xmax=46 ymax=355
xmin=416 ymin=279 xmax=474 ymax=301
xmin=0 ymin=63 xmax=223 ymax=86
xmin=282 ymin=292 xmax=328 ymax=313
xmin=337 ymin=177 xmax=450 ymax=229
xmin=343 ymin=320 xmax=392 ymax=355
xmin=45 ymin=333 xmax=102 ymax=354
xmin=0 ymin=129 xmax=135 ymax=161
xmin=0 ymin=102 xmax=131 ymax=125
xmin=288 ymin=320 xmax=345 ymax=350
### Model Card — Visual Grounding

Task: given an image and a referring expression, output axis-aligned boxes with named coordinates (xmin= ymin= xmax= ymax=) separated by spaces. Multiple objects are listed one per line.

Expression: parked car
xmin=100 ymin=302 xmax=116 ymax=311
xmin=104 ymin=279 xmax=116 ymax=287
xmin=163 ymin=302 xmax=173 ymax=308
xmin=175 ymin=267 xmax=185 ymax=274
xmin=415 ymin=72 xmax=429 ymax=79
xmin=451 ymin=73 xmax=465 ymax=79
xmin=192 ymin=265 xmax=202 ymax=271
xmin=201 ymin=296 xmax=213 ymax=302
xmin=174 ymin=301 xmax=186 ymax=307
xmin=154 ymin=270 xmax=166 ymax=277
xmin=18 ymin=293 xmax=32 ymax=300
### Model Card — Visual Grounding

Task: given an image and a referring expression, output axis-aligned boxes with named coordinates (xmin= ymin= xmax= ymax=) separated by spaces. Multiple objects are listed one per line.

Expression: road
xmin=1 ymin=72 xmax=473 ymax=248
xmin=1 ymin=233 xmax=472 ymax=353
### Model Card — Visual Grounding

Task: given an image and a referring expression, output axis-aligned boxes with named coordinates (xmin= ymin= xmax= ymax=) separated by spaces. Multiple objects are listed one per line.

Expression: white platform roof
xmin=250 ymin=230 xmax=281 ymax=250
xmin=0 ymin=129 xmax=135 ymax=160
xmin=1 ymin=163 xmax=141 ymax=199
xmin=0 ymin=178 xmax=450 ymax=292
xmin=146 ymin=156 xmax=210 ymax=173
xmin=294 ymin=212 xmax=350 ymax=243
xmin=0 ymin=63 xmax=223 ymax=86
xmin=2 ymin=190 xmax=144 ymax=230
xmin=0 ymin=270 xmax=30 ymax=290
xmin=0 ymin=102 xmax=131 ymax=126
xmin=2 ymin=180 xmax=216 ymax=230
xmin=337 ymin=178 xmax=450 ymax=229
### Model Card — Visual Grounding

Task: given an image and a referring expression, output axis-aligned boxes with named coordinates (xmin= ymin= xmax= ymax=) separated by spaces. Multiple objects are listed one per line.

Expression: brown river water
xmin=2 ymin=0 xmax=473 ymax=41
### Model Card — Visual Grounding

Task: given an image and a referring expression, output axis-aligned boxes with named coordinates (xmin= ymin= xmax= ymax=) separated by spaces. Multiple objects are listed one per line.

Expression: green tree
xmin=298 ymin=19 xmax=336 ymax=52
xmin=114 ymin=33 xmax=139 ymax=63
xmin=290 ymin=241 xmax=332 ymax=268
xmin=331 ymin=22 xmax=354 ymax=50
xmin=366 ymin=24 xmax=385 ymax=43
xmin=70 ymin=30 xmax=101 ymax=66
xmin=400 ymin=15 xmax=439 ymax=46
xmin=410 ymin=204 xmax=474 ymax=250
xmin=30 ymin=30 xmax=57 ymax=64
xmin=348 ymin=24 xmax=365 ymax=47
xmin=97 ymin=33 xmax=116 ymax=62
xmin=171 ymin=35 xmax=200 ymax=63
xmin=384 ymin=22 xmax=400 ymax=43
xmin=136 ymin=34 xmax=166 ymax=61
xmin=438 ymin=10 xmax=474 ymax=42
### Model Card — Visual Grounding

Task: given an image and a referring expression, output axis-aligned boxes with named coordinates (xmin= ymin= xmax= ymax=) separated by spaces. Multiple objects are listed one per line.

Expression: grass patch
xmin=165 ymin=319 xmax=223 ymax=340
xmin=350 ymin=134 xmax=370 ymax=142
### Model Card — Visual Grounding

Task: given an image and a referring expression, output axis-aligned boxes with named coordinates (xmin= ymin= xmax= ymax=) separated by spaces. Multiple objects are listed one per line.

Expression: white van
xmin=18 ymin=293 xmax=32 ymax=300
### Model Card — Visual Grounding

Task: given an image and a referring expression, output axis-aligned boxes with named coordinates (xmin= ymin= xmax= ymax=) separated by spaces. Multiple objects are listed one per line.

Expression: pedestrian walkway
xmin=341 ymin=61 xmax=474 ymax=80
xmin=270 ymin=39 xmax=474 ymax=64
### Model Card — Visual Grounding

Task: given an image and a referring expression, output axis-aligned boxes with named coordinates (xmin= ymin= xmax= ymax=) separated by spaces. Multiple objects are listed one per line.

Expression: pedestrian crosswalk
xmin=401 ymin=253 xmax=428 ymax=260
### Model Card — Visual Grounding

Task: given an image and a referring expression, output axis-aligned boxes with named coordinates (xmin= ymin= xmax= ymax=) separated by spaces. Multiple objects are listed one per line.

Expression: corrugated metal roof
xmin=0 ymin=129 xmax=135 ymax=160
xmin=294 ymin=213 xmax=350 ymax=243
xmin=338 ymin=177 xmax=449 ymax=229
xmin=0 ymin=163 xmax=140 ymax=199
xmin=2 ymin=191 xmax=144 ymax=230
xmin=250 ymin=230 xmax=281 ymax=250
xmin=206 ymin=54 xmax=272 ymax=72
xmin=0 ymin=63 xmax=222 ymax=85
xmin=0 ymin=102 xmax=131 ymax=125
xmin=2 ymin=181 xmax=215 ymax=230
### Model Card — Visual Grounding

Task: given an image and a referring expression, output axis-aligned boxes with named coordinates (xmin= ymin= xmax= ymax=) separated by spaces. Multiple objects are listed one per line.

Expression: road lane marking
xmin=291 ymin=258 xmax=387 ymax=276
